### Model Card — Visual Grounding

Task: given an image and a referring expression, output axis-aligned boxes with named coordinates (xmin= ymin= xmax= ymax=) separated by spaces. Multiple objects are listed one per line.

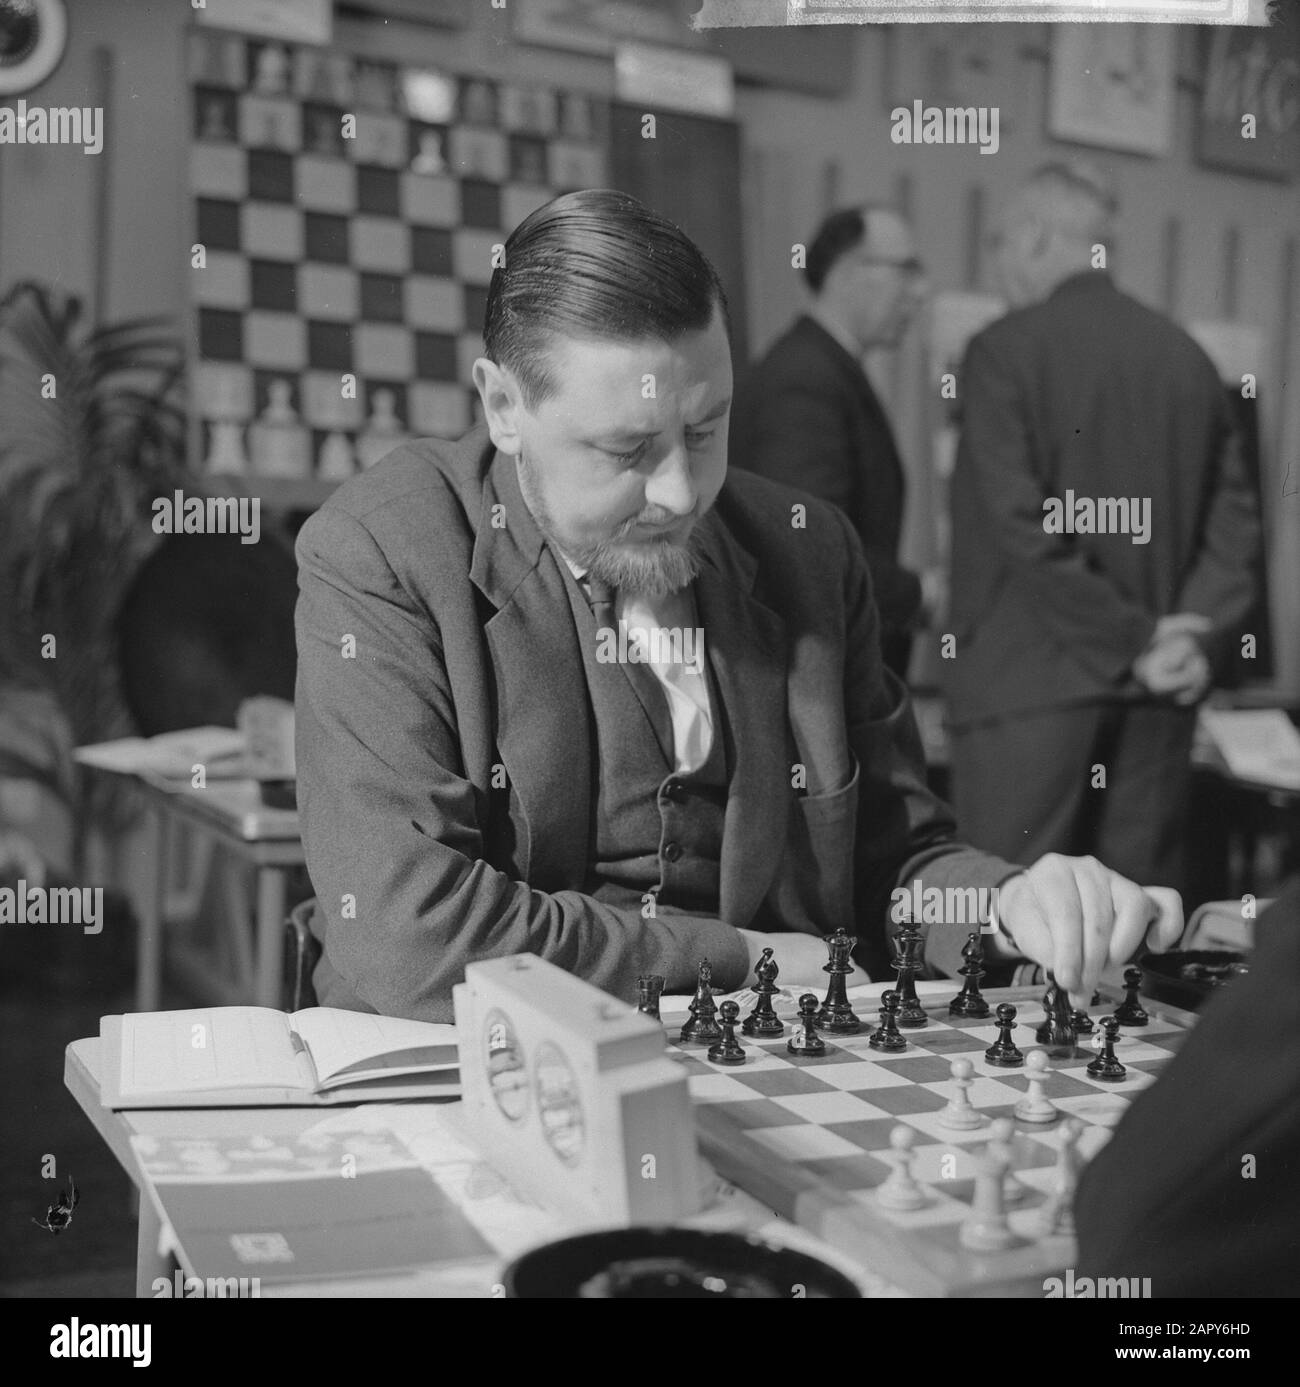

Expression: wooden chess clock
xmin=453 ymin=955 xmax=702 ymax=1225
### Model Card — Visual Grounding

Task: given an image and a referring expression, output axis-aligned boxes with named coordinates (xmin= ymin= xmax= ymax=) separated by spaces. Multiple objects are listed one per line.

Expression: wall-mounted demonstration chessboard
xmin=185 ymin=26 xmax=607 ymax=484
xmin=660 ymin=978 xmax=1197 ymax=1297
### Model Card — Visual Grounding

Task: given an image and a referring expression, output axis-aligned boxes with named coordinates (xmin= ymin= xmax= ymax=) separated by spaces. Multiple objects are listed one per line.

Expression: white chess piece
xmin=939 ymin=1057 xmax=984 ymax=1130
xmin=1014 ymin=1049 xmax=1060 ymax=1125
xmin=411 ymin=130 xmax=445 ymax=176
xmin=317 ymin=431 xmax=355 ymax=481
xmin=988 ymin=1117 xmax=1030 ymax=1206
xmin=204 ymin=420 xmax=247 ymax=476
xmin=1036 ymin=1116 xmax=1084 ymax=1237
xmin=248 ymin=380 xmax=311 ymax=479
xmin=255 ymin=44 xmax=288 ymax=95
xmin=358 ymin=389 xmax=409 ymax=469
xmin=877 ymin=1125 xmax=927 ymax=1211
xmin=960 ymin=1144 xmax=1015 ymax=1251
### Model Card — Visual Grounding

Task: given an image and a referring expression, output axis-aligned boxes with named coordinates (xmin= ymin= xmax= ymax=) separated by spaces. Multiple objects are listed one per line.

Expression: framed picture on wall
xmin=513 ymin=0 xmax=702 ymax=55
xmin=1048 ymin=26 xmax=1176 ymax=156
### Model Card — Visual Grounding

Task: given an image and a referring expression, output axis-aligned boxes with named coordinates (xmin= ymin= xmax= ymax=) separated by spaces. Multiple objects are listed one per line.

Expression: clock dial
xmin=484 ymin=1009 xmax=530 ymax=1122
xmin=0 ymin=0 xmax=68 ymax=97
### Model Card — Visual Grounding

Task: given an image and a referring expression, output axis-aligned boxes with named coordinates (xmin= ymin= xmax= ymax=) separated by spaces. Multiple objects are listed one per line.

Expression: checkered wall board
xmin=186 ymin=26 xmax=607 ymax=479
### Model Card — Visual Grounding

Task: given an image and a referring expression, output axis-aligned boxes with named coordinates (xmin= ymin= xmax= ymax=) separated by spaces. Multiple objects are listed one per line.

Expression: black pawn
xmin=743 ymin=946 xmax=785 ymax=1037
xmin=1086 ymin=1015 xmax=1127 ymax=1082
xmin=949 ymin=931 xmax=991 ymax=1019
xmin=868 ymin=990 xmax=908 ymax=1052
xmin=817 ymin=928 xmax=861 ymax=1033
xmin=1114 ymin=966 xmax=1150 ymax=1027
xmin=637 ymin=973 xmax=664 ymax=1021
xmin=892 ymin=918 xmax=929 ymax=1028
xmin=679 ymin=959 xmax=723 ymax=1044
xmin=787 ymin=993 xmax=826 ymax=1057
xmin=985 ymin=1002 xmax=1024 ymax=1067
xmin=707 ymin=1000 xmax=747 ymax=1066
xmin=1071 ymin=1008 xmax=1094 ymax=1035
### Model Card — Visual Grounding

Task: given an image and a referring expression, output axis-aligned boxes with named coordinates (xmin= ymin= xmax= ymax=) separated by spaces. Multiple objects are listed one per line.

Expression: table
xmin=64 ymin=1037 xmax=886 ymax=1299
xmin=126 ymin=774 xmax=303 ymax=1011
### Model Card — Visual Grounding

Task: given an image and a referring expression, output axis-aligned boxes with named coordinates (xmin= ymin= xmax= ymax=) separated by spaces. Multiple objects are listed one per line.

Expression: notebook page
xmin=290 ymin=1008 xmax=459 ymax=1085
xmin=120 ymin=1008 xmax=305 ymax=1096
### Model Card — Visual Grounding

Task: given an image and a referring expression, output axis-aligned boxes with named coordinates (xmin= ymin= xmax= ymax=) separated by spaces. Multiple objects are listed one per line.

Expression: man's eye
xmin=610 ymin=442 xmax=648 ymax=465
xmin=686 ymin=430 xmax=715 ymax=448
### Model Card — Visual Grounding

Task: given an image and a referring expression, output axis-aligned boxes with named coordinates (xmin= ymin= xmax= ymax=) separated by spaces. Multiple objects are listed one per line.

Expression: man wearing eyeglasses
xmin=730 ymin=206 xmax=937 ymax=680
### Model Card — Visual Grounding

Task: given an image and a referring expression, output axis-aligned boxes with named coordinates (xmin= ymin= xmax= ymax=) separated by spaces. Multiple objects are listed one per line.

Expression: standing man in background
xmin=729 ymin=206 xmax=938 ymax=680
xmin=946 ymin=163 xmax=1261 ymax=898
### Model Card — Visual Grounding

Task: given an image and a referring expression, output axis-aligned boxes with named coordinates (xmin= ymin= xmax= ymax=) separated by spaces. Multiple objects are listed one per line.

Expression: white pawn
xmin=1014 ymin=1049 xmax=1060 ymax=1125
xmin=317 ymin=431 xmax=355 ymax=481
xmin=357 ymin=388 xmax=409 ymax=470
xmin=1037 ymin=1116 xmax=1084 ymax=1237
xmin=254 ymin=43 xmax=288 ymax=95
xmin=988 ymin=1117 xmax=1030 ymax=1206
xmin=960 ymin=1143 xmax=1014 ymax=1251
xmin=204 ymin=420 xmax=247 ymax=476
xmin=939 ymin=1057 xmax=984 ymax=1130
xmin=248 ymin=379 xmax=311 ymax=479
xmin=877 ymin=1125 xmax=927 ymax=1211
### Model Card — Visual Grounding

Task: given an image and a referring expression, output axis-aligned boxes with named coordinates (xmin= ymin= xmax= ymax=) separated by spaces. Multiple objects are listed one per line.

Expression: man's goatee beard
xmin=516 ymin=451 xmax=703 ymax=597
xmin=580 ymin=535 xmax=701 ymax=598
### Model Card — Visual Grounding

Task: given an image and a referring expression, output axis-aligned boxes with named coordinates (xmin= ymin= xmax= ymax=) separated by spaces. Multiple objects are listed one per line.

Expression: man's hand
xmin=736 ymin=928 xmax=857 ymax=990
xmin=1133 ymin=628 xmax=1212 ymax=706
xmin=990 ymin=856 xmax=1183 ymax=1007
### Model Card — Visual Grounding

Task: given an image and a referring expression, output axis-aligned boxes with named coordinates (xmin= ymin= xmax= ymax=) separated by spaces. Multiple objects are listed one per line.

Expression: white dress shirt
xmin=558 ymin=551 xmax=714 ymax=775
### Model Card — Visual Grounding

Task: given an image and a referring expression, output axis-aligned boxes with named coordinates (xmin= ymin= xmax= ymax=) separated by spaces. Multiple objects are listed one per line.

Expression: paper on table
xmin=1200 ymin=708 xmax=1300 ymax=790
xmin=289 ymin=1008 xmax=458 ymax=1086
xmin=120 ymin=1008 xmax=305 ymax=1096
xmin=76 ymin=727 xmax=247 ymax=778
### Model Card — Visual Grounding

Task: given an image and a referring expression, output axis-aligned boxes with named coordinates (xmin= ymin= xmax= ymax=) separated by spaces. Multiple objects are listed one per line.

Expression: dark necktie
xmin=585 ymin=575 xmax=616 ymax=635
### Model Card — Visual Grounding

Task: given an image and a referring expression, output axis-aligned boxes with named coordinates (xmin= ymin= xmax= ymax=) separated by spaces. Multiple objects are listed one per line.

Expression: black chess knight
xmin=1036 ymin=978 xmax=1082 ymax=1057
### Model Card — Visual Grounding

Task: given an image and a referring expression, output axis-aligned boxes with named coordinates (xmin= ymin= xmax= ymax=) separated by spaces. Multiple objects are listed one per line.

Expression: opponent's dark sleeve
xmin=1075 ymin=880 xmax=1300 ymax=1296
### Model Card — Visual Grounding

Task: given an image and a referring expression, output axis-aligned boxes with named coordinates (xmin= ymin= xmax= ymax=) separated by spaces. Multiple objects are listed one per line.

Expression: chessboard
xmin=659 ymin=981 xmax=1197 ymax=1297
xmin=184 ymin=25 xmax=607 ymax=481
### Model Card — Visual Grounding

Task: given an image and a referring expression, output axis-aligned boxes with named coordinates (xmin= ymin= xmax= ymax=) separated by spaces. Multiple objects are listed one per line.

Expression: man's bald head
xmin=1006 ymin=163 xmax=1116 ymax=246
xmin=993 ymin=163 xmax=1118 ymax=307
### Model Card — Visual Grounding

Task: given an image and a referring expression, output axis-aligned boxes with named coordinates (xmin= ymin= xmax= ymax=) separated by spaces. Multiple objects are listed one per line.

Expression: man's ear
xmin=473 ymin=357 xmax=524 ymax=457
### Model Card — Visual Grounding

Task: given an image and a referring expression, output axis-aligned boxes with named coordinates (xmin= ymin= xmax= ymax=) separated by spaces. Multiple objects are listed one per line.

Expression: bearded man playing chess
xmin=293 ymin=189 xmax=1181 ymax=1024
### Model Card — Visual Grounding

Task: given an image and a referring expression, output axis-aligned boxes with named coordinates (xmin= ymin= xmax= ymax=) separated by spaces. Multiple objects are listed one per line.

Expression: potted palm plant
xmin=0 ymin=279 xmax=189 ymax=861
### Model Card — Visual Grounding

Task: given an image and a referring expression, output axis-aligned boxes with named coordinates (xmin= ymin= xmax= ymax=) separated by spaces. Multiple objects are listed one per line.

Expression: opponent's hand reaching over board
xmin=985 ymin=855 xmax=1184 ymax=1007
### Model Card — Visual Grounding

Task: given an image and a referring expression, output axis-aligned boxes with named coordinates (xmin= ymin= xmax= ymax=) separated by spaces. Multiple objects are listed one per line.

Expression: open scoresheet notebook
xmin=100 ymin=1007 xmax=460 ymax=1108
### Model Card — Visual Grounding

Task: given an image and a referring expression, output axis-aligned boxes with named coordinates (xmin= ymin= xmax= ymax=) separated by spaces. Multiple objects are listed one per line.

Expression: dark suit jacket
xmin=1075 ymin=880 xmax=1300 ymax=1296
xmin=293 ymin=426 xmax=1019 ymax=1021
xmin=729 ymin=314 xmax=922 ymax=638
xmin=946 ymin=271 xmax=1260 ymax=726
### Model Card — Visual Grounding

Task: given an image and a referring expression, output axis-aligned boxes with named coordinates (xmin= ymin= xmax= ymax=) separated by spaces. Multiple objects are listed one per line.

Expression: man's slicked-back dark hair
xmin=804 ymin=208 xmax=868 ymax=294
xmin=483 ymin=188 xmax=730 ymax=408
